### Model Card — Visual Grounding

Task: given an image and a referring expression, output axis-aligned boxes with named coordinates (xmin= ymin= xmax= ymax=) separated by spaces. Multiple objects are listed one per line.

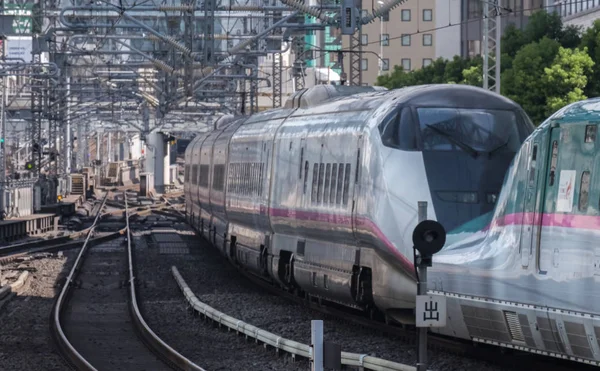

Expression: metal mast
xmin=482 ymin=0 xmax=501 ymax=93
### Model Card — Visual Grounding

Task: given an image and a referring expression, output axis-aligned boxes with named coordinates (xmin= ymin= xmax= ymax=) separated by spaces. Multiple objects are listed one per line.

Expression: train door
xmin=297 ymin=137 xmax=307 ymax=203
xmin=352 ymin=135 xmax=364 ymax=239
xmin=538 ymin=126 xmax=562 ymax=274
xmin=520 ymin=142 xmax=539 ymax=268
xmin=258 ymin=138 xmax=271 ymax=230
xmin=290 ymin=137 xmax=308 ymax=231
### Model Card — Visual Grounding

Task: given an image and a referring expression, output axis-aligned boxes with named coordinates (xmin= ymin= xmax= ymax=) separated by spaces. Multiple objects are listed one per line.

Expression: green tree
xmin=501 ymin=10 xmax=580 ymax=60
xmin=502 ymin=37 xmax=561 ymax=124
xmin=579 ymin=19 xmax=600 ymax=97
xmin=462 ymin=63 xmax=483 ymax=86
xmin=501 ymin=24 xmax=526 ymax=58
xmin=543 ymin=47 xmax=594 ymax=116
xmin=523 ymin=10 xmax=564 ymax=44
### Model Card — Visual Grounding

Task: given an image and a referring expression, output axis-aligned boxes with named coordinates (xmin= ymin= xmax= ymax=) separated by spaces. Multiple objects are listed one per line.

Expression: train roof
xmin=543 ymin=97 xmax=600 ymax=124
xmin=283 ymin=84 xmax=523 ymax=113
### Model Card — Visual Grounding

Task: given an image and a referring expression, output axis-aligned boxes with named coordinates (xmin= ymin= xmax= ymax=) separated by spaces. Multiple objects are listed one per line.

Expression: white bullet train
xmin=184 ymin=84 xmax=535 ymax=323
xmin=428 ymin=98 xmax=600 ymax=366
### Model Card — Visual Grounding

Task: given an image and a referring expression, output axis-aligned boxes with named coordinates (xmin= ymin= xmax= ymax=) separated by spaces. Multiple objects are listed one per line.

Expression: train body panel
xmin=210 ymin=118 xmax=245 ymax=253
xmin=184 ymin=84 xmax=534 ymax=324
xmin=198 ymin=130 xmax=221 ymax=232
xmin=429 ymin=99 xmax=600 ymax=365
xmin=188 ymin=136 xmax=205 ymax=228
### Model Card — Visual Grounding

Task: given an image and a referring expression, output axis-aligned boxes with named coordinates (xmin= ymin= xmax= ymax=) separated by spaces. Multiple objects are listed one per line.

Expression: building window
xmin=423 ymin=58 xmax=433 ymax=67
xmin=402 ymin=58 xmax=411 ymax=71
xmin=401 ymin=34 xmax=411 ymax=46
xmin=423 ymin=9 xmax=433 ymax=21
xmin=401 ymin=9 xmax=411 ymax=21
xmin=468 ymin=0 xmax=482 ymax=19
xmin=361 ymin=34 xmax=368 ymax=45
xmin=382 ymin=58 xmax=389 ymax=71
xmin=382 ymin=34 xmax=389 ymax=46
xmin=423 ymin=34 xmax=432 ymax=46
xmin=361 ymin=58 xmax=368 ymax=71
xmin=383 ymin=12 xmax=389 ymax=22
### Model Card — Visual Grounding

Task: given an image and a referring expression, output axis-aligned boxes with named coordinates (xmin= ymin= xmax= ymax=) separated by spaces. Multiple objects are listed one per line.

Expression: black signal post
xmin=412 ymin=203 xmax=447 ymax=371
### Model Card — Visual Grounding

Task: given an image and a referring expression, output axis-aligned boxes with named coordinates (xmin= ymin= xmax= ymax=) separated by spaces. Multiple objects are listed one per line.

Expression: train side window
xmin=549 ymin=140 xmax=558 ymax=186
xmin=336 ymin=164 xmax=344 ymax=205
xmin=317 ymin=163 xmax=325 ymax=203
xmin=259 ymin=163 xmax=264 ymax=196
xmin=378 ymin=107 xmax=418 ymax=151
xmin=579 ymin=171 xmax=590 ymax=211
xmin=246 ymin=163 xmax=250 ymax=195
xmin=585 ymin=125 xmax=597 ymax=143
xmin=324 ymin=164 xmax=331 ymax=204
xmin=398 ymin=108 xmax=418 ymax=150
xmin=299 ymin=147 xmax=304 ymax=179
xmin=330 ymin=164 xmax=338 ymax=205
xmin=236 ymin=163 xmax=241 ymax=194
xmin=199 ymin=164 xmax=210 ymax=188
xmin=303 ymin=161 xmax=309 ymax=194
xmin=228 ymin=164 xmax=233 ymax=192
xmin=243 ymin=163 xmax=248 ymax=195
xmin=231 ymin=163 xmax=236 ymax=193
xmin=311 ymin=163 xmax=318 ymax=204
xmin=252 ymin=163 xmax=256 ymax=195
xmin=528 ymin=144 xmax=537 ymax=187
xmin=252 ymin=163 xmax=257 ymax=195
xmin=212 ymin=164 xmax=225 ymax=191
xmin=184 ymin=165 xmax=190 ymax=183
xmin=343 ymin=163 xmax=351 ymax=206
xmin=192 ymin=165 xmax=198 ymax=185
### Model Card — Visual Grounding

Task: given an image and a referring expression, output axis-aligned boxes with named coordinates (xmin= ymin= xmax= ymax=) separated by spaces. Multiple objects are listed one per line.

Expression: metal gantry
xmin=272 ymin=52 xmax=282 ymax=108
xmin=0 ymin=0 xmax=404 ymax=206
xmin=483 ymin=0 xmax=502 ymax=94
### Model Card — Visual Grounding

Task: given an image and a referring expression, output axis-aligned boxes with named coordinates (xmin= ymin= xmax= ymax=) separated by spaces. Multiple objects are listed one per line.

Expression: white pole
xmin=311 ymin=320 xmax=323 ymax=371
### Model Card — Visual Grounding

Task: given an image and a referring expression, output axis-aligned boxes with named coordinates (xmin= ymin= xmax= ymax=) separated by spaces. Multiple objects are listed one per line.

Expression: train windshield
xmin=416 ymin=108 xmax=523 ymax=155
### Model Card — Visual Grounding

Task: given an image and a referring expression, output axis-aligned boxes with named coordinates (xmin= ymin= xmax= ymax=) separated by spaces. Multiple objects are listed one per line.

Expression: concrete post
xmin=147 ymin=132 xmax=170 ymax=193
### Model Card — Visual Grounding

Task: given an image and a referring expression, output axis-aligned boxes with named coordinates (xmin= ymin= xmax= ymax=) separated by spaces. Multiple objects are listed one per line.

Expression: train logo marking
xmin=557 ymin=169 xmax=576 ymax=213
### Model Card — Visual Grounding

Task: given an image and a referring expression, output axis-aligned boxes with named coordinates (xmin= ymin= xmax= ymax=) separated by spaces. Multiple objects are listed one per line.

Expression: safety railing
xmin=172 ymin=266 xmax=417 ymax=371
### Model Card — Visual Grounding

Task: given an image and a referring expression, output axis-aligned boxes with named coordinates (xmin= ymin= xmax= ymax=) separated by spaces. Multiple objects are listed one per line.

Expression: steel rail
xmin=124 ymin=192 xmax=206 ymax=371
xmin=50 ymin=190 xmax=204 ymax=370
xmin=49 ymin=193 xmax=110 ymax=371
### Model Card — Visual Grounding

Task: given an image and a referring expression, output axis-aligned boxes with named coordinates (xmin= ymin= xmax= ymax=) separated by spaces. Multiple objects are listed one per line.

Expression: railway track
xmin=50 ymin=192 xmax=204 ymax=371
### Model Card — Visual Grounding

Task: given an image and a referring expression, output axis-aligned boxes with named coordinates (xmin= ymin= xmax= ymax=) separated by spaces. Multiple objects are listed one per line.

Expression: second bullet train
xmin=428 ymin=98 xmax=600 ymax=366
xmin=183 ymin=84 xmax=535 ymax=323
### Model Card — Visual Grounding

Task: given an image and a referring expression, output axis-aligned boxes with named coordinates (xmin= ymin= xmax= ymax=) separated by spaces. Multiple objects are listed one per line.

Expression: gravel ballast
xmin=0 ymin=251 xmax=78 ymax=371
xmin=134 ymin=223 xmax=511 ymax=371
xmin=134 ymin=226 xmax=308 ymax=371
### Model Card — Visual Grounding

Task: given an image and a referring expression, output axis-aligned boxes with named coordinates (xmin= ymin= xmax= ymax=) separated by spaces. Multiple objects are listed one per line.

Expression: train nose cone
xmin=422 ymin=151 xmax=514 ymax=232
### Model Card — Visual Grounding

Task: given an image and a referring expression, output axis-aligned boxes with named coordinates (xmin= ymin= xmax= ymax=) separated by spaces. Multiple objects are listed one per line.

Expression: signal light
xmin=25 ymin=161 xmax=34 ymax=171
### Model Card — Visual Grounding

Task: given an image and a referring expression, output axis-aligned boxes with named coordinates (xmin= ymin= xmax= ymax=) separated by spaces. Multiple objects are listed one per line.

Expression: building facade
xmin=338 ymin=0 xmax=544 ymax=86
xmin=341 ymin=0 xmax=461 ymax=85
xmin=552 ymin=0 xmax=600 ymax=28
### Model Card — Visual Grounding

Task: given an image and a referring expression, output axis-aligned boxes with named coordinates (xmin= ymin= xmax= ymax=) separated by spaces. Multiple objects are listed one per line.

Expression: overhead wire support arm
xmin=59 ymin=7 xmax=193 ymax=58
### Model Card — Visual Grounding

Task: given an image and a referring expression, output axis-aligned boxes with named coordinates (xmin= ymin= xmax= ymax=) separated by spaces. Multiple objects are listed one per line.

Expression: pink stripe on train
xmin=488 ymin=212 xmax=600 ymax=230
xmin=268 ymin=207 xmax=416 ymax=277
